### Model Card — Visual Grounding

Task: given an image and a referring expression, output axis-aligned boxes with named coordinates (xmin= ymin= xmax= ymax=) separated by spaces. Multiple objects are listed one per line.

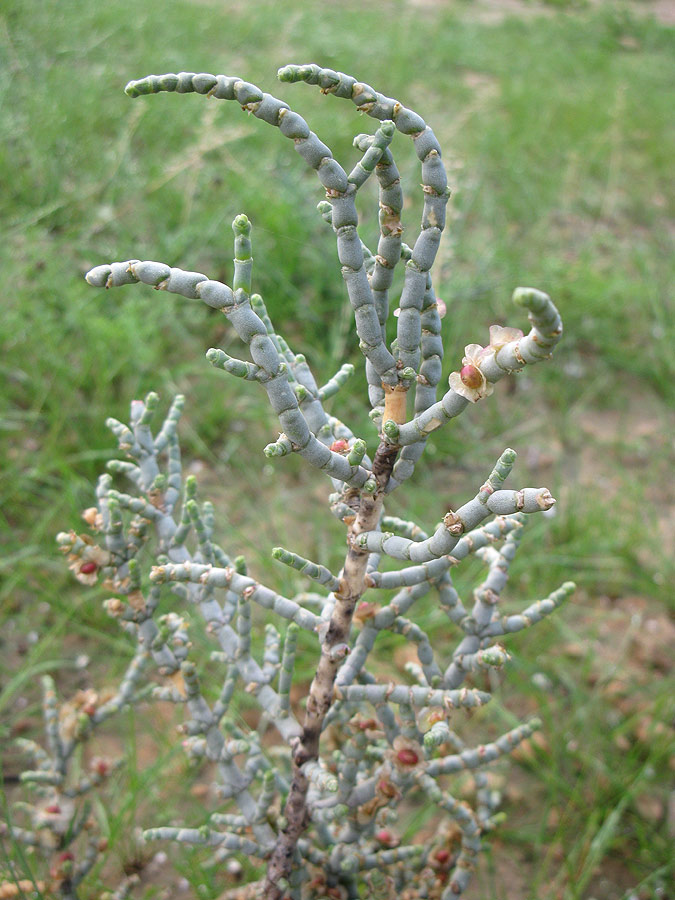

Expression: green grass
xmin=1 ymin=0 xmax=673 ymax=897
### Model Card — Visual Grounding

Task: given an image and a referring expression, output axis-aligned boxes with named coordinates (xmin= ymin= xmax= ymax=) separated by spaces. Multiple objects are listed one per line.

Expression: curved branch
xmin=391 ymin=287 xmax=564 ymax=449
xmin=85 ymin=260 xmax=371 ymax=489
xmin=124 ymin=71 xmax=398 ymax=386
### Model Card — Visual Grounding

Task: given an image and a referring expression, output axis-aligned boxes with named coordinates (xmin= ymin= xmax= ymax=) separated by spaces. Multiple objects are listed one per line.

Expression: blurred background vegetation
xmin=1 ymin=0 xmax=673 ymax=897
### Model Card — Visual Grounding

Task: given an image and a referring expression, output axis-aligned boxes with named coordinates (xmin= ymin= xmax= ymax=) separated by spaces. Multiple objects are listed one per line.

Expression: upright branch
xmin=280 ymin=64 xmax=451 ymax=446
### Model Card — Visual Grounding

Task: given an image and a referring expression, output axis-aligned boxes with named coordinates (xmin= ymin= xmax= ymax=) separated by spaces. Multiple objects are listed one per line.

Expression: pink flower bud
xmin=354 ymin=601 xmax=377 ymax=622
xmin=377 ymin=778 xmax=399 ymax=799
xmin=79 ymin=561 xmax=98 ymax=575
xmin=396 ymin=747 xmax=420 ymax=767
xmin=93 ymin=758 xmax=110 ymax=776
xmin=356 ymin=718 xmax=378 ymax=731
xmin=459 ymin=365 xmax=483 ymax=389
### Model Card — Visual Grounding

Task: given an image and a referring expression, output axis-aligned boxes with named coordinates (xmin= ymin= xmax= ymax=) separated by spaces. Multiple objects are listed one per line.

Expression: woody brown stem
xmin=383 ymin=383 xmax=407 ymax=426
xmin=262 ymin=435 xmax=400 ymax=899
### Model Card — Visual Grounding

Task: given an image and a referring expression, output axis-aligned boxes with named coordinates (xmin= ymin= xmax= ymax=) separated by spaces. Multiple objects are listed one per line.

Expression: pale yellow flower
xmin=81 ymin=506 xmax=104 ymax=531
xmin=67 ymin=537 xmax=110 ymax=585
xmin=448 ymin=344 xmax=494 ymax=403
xmin=488 ymin=324 xmax=524 ymax=351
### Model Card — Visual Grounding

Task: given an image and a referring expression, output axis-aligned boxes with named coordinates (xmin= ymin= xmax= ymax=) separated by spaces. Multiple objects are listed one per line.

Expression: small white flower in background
xmin=35 ymin=796 xmax=75 ymax=837
xmin=448 ymin=344 xmax=493 ymax=402
xmin=226 ymin=860 xmax=243 ymax=878
xmin=531 ymin=672 xmax=553 ymax=692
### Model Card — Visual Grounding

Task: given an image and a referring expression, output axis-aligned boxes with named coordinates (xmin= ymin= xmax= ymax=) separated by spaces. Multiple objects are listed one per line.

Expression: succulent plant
xmin=7 ymin=64 xmax=573 ymax=900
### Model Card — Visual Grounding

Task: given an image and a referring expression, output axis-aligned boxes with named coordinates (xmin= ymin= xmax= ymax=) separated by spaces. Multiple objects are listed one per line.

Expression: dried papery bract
xmin=8 ymin=65 xmax=574 ymax=900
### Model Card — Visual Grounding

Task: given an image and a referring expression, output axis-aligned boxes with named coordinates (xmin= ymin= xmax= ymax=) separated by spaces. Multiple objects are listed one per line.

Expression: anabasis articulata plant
xmin=7 ymin=64 xmax=573 ymax=900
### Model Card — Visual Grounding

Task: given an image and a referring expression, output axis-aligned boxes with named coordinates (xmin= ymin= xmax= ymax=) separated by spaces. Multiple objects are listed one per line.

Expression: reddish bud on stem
xmin=396 ymin=747 xmax=420 ymax=767
xmin=459 ymin=365 xmax=483 ymax=389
